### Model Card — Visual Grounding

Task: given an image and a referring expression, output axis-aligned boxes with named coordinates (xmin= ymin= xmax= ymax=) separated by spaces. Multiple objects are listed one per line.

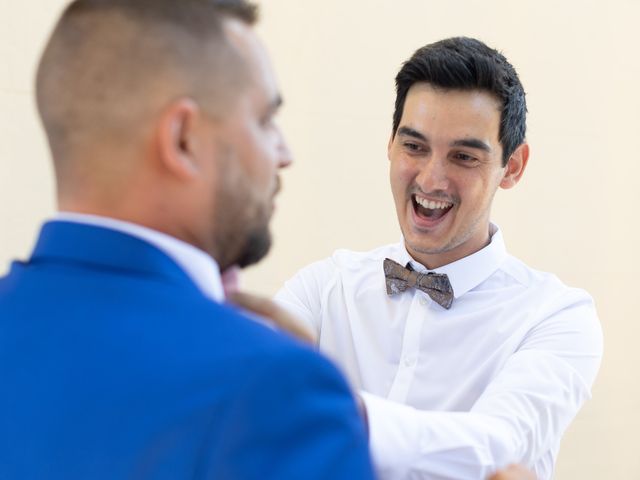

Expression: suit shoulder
xmin=174 ymin=296 xmax=310 ymax=347
xmin=204 ymin=329 xmax=374 ymax=479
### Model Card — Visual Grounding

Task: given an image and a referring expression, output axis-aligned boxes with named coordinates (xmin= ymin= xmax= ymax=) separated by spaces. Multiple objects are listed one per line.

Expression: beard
xmin=213 ymin=205 xmax=273 ymax=271
xmin=212 ymin=177 xmax=275 ymax=272
xmin=210 ymin=142 xmax=279 ymax=272
xmin=234 ymin=221 xmax=272 ymax=268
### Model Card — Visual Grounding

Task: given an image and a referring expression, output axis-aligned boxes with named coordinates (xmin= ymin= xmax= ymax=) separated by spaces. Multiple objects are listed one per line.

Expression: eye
xmin=403 ymin=142 xmax=422 ymax=152
xmin=453 ymin=152 xmax=478 ymax=163
xmin=260 ymin=115 xmax=275 ymax=128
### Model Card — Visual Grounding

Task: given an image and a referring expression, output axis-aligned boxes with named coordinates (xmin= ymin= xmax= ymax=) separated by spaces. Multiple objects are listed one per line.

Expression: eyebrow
xmin=450 ymin=138 xmax=492 ymax=153
xmin=397 ymin=126 xmax=492 ymax=153
xmin=397 ymin=126 xmax=427 ymax=142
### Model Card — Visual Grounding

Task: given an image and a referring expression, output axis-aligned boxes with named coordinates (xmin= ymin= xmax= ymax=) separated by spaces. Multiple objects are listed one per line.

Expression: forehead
xmin=401 ymin=83 xmax=502 ymax=142
xmin=223 ymin=19 xmax=279 ymax=103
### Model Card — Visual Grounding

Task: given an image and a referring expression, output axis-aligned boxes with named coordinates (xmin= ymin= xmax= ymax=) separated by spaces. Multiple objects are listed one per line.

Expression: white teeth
xmin=415 ymin=196 xmax=452 ymax=210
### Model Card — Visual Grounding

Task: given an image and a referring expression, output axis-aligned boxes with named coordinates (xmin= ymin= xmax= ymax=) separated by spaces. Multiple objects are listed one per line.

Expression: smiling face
xmin=388 ymin=83 xmax=527 ymax=269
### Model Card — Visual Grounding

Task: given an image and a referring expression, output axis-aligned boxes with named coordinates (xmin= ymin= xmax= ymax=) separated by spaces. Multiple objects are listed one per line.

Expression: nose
xmin=415 ymin=154 xmax=449 ymax=193
xmin=275 ymin=127 xmax=293 ymax=169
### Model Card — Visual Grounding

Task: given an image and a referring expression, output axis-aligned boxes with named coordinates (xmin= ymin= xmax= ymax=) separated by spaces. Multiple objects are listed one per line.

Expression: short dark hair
xmin=392 ymin=37 xmax=527 ymax=166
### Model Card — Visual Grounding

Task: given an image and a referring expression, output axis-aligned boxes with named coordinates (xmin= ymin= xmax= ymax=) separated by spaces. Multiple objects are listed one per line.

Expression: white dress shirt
xmin=275 ymin=226 xmax=603 ymax=480
xmin=54 ymin=212 xmax=224 ymax=302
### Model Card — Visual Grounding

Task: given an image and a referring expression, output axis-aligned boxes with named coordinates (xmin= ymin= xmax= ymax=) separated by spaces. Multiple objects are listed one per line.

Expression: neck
xmin=57 ymin=200 xmax=208 ymax=257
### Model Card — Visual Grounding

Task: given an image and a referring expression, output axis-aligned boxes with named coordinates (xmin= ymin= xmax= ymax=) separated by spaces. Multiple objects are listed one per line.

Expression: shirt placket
xmin=386 ymin=291 xmax=427 ymax=403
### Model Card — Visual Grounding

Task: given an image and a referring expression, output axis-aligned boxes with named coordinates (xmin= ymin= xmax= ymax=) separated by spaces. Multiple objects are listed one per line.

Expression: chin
xmin=406 ymin=238 xmax=450 ymax=256
xmin=235 ymin=227 xmax=272 ymax=268
xmin=403 ymin=220 xmax=463 ymax=255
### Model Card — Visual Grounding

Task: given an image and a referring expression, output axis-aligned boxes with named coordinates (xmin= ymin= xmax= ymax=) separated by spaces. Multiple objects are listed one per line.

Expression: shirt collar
xmin=392 ymin=224 xmax=507 ymax=299
xmin=53 ymin=212 xmax=225 ymax=302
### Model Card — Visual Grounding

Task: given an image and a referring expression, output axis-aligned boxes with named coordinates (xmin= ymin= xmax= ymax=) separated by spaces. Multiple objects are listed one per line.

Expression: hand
xmin=488 ymin=464 xmax=536 ymax=480
xmin=355 ymin=394 xmax=369 ymax=436
xmin=228 ymin=291 xmax=317 ymax=345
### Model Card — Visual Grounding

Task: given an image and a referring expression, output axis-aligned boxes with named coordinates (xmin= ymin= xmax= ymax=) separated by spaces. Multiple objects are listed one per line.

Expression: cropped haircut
xmin=58 ymin=0 xmax=257 ymax=31
xmin=36 ymin=0 xmax=258 ymax=161
xmin=392 ymin=37 xmax=527 ymax=166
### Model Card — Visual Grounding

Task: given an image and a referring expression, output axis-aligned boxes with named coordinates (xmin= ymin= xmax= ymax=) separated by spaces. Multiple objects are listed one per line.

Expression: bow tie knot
xmin=383 ymin=258 xmax=454 ymax=309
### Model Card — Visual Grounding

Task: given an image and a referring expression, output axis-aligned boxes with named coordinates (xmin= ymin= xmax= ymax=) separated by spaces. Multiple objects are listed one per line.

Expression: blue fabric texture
xmin=0 ymin=221 xmax=374 ymax=479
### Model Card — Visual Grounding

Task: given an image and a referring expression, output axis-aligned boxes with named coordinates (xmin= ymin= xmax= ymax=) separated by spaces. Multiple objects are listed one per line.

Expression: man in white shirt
xmin=276 ymin=37 xmax=603 ymax=479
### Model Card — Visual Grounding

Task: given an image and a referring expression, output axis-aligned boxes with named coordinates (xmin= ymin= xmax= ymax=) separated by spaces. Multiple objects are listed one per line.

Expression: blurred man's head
xmin=37 ymin=0 xmax=291 ymax=270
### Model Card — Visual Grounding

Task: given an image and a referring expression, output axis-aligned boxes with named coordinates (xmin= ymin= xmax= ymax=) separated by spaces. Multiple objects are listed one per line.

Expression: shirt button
xmin=403 ymin=356 xmax=416 ymax=367
xmin=420 ymin=297 xmax=429 ymax=306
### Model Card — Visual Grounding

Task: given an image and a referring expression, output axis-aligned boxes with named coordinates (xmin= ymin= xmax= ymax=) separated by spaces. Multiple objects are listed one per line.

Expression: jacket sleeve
xmin=204 ymin=344 xmax=376 ymax=480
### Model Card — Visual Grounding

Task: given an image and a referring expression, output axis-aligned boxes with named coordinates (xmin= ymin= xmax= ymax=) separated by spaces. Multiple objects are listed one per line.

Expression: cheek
xmin=389 ymin=155 xmax=415 ymax=191
xmin=239 ymin=133 xmax=274 ymax=180
xmin=457 ymin=172 xmax=499 ymax=209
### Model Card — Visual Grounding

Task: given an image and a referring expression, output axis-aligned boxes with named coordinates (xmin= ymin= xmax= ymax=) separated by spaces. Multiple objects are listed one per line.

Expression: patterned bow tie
xmin=383 ymin=258 xmax=454 ymax=309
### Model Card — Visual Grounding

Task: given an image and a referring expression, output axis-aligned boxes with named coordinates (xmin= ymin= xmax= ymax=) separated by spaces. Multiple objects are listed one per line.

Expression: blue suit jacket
xmin=0 ymin=221 xmax=374 ymax=479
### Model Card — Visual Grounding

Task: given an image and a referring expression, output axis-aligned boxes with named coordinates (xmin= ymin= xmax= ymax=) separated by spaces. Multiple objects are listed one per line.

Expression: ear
xmin=155 ymin=97 xmax=201 ymax=180
xmin=500 ymin=143 xmax=529 ymax=190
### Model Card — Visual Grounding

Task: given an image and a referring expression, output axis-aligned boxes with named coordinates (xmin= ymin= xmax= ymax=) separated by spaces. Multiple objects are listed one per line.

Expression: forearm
xmin=363 ymin=392 xmax=516 ymax=479
xmin=361 ymin=350 xmax=593 ymax=480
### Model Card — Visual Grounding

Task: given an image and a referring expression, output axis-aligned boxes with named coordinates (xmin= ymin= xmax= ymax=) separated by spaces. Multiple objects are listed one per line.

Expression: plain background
xmin=1 ymin=1 xmax=638 ymax=478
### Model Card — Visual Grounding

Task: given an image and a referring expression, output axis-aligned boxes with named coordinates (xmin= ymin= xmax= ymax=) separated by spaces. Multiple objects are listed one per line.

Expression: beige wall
xmin=1 ymin=1 xmax=638 ymax=477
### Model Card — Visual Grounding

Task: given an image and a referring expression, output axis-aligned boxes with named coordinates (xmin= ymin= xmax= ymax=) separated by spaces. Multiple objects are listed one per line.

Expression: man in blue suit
xmin=0 ymin=1 xmax=374 ymax=478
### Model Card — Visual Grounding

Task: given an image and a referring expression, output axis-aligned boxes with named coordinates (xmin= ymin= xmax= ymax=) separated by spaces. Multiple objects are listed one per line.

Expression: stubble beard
xmin=234 ymin=222 xmax=272 ymax=268
xmin=404 ymin=211 xmax=489 ymax=263
xmin=213 ymin=182 xmax=273 ymax=272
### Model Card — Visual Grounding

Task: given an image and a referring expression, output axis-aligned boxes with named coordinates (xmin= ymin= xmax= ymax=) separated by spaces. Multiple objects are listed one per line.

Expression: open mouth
xmin=412 ymin=194 xmax=454 ymax=223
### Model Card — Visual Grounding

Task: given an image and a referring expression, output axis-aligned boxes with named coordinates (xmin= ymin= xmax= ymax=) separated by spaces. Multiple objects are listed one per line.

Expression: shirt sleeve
xmin=274 ymin=258 xmax=338 ymax=340
xmin=361 ymin=290 xmax=603 ymax=480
